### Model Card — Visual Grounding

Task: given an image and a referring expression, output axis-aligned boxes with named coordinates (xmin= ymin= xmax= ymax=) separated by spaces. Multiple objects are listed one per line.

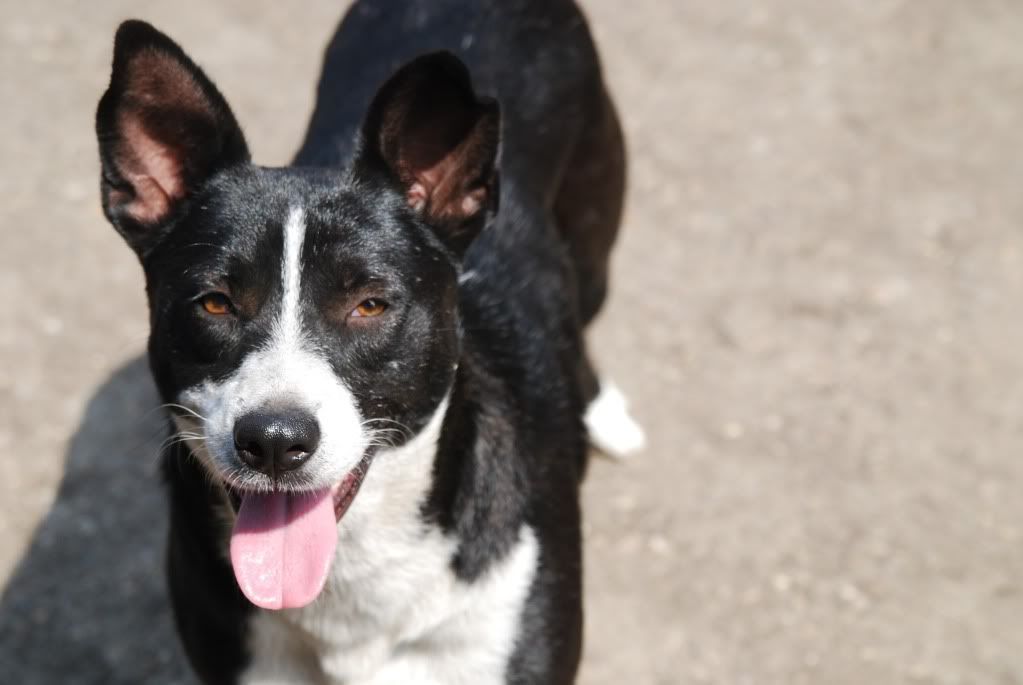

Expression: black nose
xmin=233 ymin=409 xmax=321 ymax=478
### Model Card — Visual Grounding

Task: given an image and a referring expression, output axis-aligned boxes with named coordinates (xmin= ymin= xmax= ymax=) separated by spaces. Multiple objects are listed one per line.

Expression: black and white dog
xmin=95 ymin=1 xmax=643 ymax=682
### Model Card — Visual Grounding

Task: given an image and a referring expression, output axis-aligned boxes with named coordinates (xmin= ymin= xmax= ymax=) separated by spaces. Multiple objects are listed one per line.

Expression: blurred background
xmin=2 ymin=1 xmax=1022 ymax=683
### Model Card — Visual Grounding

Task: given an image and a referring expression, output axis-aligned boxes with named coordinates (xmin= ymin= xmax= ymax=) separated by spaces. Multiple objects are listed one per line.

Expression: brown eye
xmin=351 ymin=299 xmax=388 ymax=318
xmin=199 ymin=293 xmax=234 ymax=316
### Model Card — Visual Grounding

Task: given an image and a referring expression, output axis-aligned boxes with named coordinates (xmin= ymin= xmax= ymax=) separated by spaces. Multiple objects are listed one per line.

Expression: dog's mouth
xmin=226 ymin=454 xmax=373 ymax=611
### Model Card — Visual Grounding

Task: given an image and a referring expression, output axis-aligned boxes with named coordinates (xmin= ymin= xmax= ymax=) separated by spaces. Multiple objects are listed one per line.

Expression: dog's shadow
xmin=0 ymin=357 xmax=198 ymax=684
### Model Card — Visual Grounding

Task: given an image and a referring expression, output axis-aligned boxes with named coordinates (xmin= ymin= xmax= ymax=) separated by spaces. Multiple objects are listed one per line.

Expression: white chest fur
xmin=239 ymin=401 xmax=539 ymax=685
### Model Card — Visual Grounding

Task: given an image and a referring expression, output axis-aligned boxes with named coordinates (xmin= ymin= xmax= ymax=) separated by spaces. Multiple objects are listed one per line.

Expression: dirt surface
xmin=2 ymin=1 xmax=1022 ymax=683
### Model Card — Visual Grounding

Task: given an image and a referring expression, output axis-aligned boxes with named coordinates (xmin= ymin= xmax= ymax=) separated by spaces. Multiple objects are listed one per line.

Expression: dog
xmin=95 ymin=1 xmax=643 ymax=682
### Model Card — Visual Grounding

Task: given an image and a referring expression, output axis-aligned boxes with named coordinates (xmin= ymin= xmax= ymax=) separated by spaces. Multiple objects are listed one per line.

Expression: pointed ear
xmin=95 ymin=20 xmax=249 ymax=256
xmin=354 ymin=52 xmax=500 ymax=255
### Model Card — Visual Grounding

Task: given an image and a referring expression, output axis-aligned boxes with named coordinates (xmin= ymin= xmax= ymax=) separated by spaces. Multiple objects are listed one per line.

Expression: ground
xmin=2 ymin=1 xmax=1022 ymax=683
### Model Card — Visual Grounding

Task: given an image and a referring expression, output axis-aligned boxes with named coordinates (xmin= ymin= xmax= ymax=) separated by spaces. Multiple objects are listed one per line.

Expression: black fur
xmin=96 ymin=1 xmax=625 ymax=682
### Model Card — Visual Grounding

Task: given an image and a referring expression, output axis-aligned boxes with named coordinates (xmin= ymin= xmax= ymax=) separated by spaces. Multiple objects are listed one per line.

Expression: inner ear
xmin=359 ymin=52 xmax=500 ymax=250
xmin=96 ymin=21 xmax=249 ymax=253
xmin=382 ymin=78 xmax=498 ymax=222
xmin=104 ymin=51 xmax=202 ymax=224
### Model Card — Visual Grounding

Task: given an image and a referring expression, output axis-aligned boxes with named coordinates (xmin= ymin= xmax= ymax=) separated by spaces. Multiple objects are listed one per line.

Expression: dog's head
xmin=96 ymin=21 xmax=499 ymax=609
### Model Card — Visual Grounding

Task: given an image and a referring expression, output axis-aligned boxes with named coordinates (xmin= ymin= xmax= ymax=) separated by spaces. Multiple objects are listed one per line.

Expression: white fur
xmin=241 ymin=400 xmax=539 ymax=685
xmin=176 ymin=205 xmax=367 ymax=493
xmin=584 ymin=379 xmax=646 ymax=459
xmin=278 ymin=206 xmax=307 ymax=347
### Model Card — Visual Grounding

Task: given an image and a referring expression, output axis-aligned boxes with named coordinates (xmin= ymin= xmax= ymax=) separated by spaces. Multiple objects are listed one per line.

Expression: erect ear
xmin=95 ymin=20 xmax=249 ymax=256
xmin=354 ymin=52 xmax=500 ymax=255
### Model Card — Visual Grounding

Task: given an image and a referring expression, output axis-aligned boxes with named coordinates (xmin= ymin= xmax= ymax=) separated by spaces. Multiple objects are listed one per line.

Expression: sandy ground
xmin=2 ymin=1 xmax=1023 ymax=683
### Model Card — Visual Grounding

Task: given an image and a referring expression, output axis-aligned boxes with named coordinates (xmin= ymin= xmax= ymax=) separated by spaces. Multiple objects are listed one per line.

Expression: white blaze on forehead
xmin=277 ymin=206 xmax=307 ymax=348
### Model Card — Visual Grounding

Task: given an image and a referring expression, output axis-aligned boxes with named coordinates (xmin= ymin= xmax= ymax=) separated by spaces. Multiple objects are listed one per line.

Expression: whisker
xmin=360 ymin=417 xmax=415 ymax=444
xmin=159 ymin=403 xmax=210 ymax=423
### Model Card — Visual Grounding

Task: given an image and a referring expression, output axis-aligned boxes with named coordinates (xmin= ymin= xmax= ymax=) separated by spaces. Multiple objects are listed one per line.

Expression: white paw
xmin=584 ymin=380 xmax=646 ymax=459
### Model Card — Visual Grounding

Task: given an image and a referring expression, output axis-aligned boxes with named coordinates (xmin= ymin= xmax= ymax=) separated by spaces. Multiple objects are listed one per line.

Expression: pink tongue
xmin=230 ymin=489 xmax=337 ymax=610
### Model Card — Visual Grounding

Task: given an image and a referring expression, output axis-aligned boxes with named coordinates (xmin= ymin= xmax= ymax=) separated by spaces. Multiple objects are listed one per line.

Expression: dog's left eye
xmin=198 ymin=292 xmax=234 ymax=316
xmin=350 ymin=299 xmax=388 ymax=318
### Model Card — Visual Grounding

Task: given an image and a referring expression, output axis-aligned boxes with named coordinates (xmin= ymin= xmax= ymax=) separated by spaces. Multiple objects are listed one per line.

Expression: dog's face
xmin=146 ymin=170 xmax=463 ymax=495
xmin=96 ymin=23 xmax=498 ymax=512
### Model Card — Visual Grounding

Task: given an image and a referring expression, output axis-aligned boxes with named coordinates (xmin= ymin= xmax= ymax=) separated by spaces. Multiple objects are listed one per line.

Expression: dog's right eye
xmin=198 ymin=293 xmax=234 ymax=316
